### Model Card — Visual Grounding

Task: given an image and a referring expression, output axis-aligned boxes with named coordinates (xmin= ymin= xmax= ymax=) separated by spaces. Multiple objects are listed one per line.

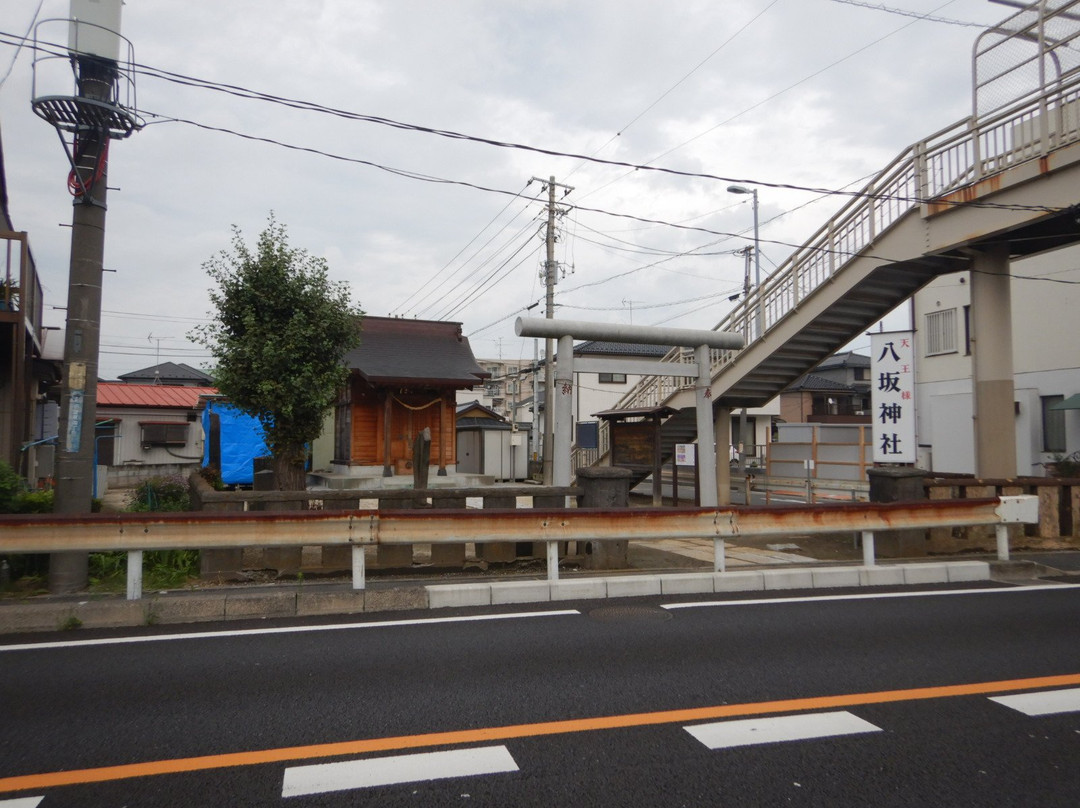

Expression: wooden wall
xmin=344 ymin=377 xmax=456 ymax=468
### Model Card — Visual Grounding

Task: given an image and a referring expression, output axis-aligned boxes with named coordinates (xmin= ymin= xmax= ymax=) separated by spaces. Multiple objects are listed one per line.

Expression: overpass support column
xmin=695 ymin=345 xmax=718 ymax=507
xmin=715 ymin=408 xmax=732 ymax=506
xmin=970 ymin=244 xmax=1017 ymax=478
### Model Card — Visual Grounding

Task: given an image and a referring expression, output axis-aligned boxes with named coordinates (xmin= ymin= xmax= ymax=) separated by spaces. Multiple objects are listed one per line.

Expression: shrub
xmin=0 ymin=461 xmax=23 ymax=513
xmin=15 ymin=489 xmax=54 ymax=513
xmin=126 ymin=475 xmax=191 ymax=512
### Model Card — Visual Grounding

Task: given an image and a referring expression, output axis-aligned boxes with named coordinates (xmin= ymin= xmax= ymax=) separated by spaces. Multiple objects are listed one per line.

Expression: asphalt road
xmin=3 ymin=582 xmax=1080 ymax=806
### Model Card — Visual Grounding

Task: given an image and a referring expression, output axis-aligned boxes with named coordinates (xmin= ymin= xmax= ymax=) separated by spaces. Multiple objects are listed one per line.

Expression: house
xmin=0 ymin=126 xmax=62 ymax=483
xmin=333 ymin=317 xmax=489 ymax=478
xmin=912 ymin=245 xmax=1080 ymax=475
xmin=95 ymin=381 xmax=217 ymax=488
xmin=117 ymin=362 xmax=213 ymax=386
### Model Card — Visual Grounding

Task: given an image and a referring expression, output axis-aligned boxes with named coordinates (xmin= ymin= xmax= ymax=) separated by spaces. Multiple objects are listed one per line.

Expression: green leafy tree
xmin=193 ymin=215 xmax=362 ymax=490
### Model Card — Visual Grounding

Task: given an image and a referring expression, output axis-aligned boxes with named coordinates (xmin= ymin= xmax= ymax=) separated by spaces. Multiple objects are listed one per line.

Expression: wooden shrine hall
xmin=333 ymin=317 xmax=489 ymax=477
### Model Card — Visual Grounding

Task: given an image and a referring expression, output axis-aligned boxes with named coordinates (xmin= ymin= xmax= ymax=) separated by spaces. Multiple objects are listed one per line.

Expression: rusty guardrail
xmin=0 ymin=496 xmax=1037 ymax=600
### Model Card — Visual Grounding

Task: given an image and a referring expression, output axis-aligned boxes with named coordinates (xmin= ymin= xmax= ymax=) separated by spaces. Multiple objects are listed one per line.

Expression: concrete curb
xmin=0 ymin=561 xmax=995 ymax=635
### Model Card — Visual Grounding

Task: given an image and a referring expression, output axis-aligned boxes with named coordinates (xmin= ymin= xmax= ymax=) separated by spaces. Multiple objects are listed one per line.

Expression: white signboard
xmin=871 ymin=331 xmax=916 ymax=464
xmin=675 ymin=443 xmax=696 ymax=467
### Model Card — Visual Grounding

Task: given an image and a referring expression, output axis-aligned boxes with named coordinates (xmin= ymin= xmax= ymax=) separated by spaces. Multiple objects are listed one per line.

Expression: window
xmin=924 ymin=308 xmax=958 ymax=356
xmin=598 ymin=372 xmax=628 ymax=384
xmin=1042 ymin=395 xmax=1066 ymax=453
xmin=140 ymin=422 xmax=188 ymax=447
xmin=853 ymin=367 xmax=868 ymax=381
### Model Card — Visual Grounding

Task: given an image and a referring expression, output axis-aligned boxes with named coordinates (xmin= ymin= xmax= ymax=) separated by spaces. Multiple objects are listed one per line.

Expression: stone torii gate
xmin=515 ymin=317 xmax=744 ymax=506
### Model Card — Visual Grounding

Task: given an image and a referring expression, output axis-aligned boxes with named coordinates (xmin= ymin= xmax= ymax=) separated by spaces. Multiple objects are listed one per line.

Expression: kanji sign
xmin=871 ymin=331 xmax=916 ymax=463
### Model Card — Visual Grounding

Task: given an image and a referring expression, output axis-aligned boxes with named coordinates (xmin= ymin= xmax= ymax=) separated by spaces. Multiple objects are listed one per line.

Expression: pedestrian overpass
xmin=600 ymin=0 xmax=1080 ymax=486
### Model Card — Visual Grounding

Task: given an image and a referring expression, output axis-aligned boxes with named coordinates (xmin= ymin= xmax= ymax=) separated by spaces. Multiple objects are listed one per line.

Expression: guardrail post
xmin=861 ymin=531 xmax=876 ymax=567
xmin=126 ymin=550 xmax=143 ymax=600
xmin=547 ymin=540 xmax=559 ymax=582
xmin=995 ymin=523 xmax=1010 ymax=561
xmin=351 ymin=544 xmax=366 ymax=590
xmin=713 ymin=537 xmax=726 ymax=573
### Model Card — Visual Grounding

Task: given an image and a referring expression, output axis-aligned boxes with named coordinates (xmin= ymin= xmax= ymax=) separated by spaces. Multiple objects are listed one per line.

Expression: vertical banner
xmin=871 ymin=331 xmax=916 ymax=464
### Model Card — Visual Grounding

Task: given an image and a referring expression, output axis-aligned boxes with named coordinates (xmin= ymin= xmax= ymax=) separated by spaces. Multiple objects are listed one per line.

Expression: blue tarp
xmin=202 ymin=401 xmax=267 ymax=486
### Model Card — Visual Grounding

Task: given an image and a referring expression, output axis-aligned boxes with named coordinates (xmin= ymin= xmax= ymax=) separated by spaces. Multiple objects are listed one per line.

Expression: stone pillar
xmin=253 ymin=458 xmax=304 ymax=575
xmin=479 ymin=493 xmax=517 ymax=563
xmin=716 ymin=408 xmax=732 ymax=506
xmin=578 ymin=467 xmax=631 ymax=570
xmin=867 ymin=466 xmax=928 ymax=557
xmin=970 ymin=245 xmax=1017 ymax=478
xmin=429 ymin=493 xmax=466 ymax=567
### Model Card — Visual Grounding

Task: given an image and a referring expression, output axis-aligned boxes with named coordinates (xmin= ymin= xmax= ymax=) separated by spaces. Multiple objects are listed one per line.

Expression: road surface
xmin=3 ymin=581 xmax=1079 ymax=806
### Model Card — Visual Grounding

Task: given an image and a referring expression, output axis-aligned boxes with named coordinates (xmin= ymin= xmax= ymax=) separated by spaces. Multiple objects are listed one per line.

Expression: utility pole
xmin=531 ymin=175 xmax=573 ymax=485
xmin=31 ymin=1 xmax=141 ymax=592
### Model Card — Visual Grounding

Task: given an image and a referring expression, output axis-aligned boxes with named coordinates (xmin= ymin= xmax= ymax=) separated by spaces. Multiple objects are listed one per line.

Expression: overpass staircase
xmin=599 ymin=1 xmax=1080 ymax=463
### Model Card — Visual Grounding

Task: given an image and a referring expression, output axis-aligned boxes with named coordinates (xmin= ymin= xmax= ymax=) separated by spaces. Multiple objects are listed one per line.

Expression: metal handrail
xmin=600 ymin=70 xmax=1080 ymax=454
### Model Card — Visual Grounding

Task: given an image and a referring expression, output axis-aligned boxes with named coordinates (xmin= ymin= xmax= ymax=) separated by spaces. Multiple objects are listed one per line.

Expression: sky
xmin=0 ymin=0 xmax=1016 ymax=379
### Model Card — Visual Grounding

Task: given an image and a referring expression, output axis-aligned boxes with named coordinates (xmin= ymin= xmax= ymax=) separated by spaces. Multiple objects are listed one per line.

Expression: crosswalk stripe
xmin=685 ymin=710 xmax=882 ymax=750
xmin=989 ymin=687 xmax=1080 ymax=716
xmin=281 ymin=745 xmax=519 ymax=797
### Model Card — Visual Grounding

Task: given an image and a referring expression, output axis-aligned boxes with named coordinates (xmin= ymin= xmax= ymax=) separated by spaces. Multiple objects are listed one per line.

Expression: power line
xmin=0 ymin=31 xmax=1058 ymax=216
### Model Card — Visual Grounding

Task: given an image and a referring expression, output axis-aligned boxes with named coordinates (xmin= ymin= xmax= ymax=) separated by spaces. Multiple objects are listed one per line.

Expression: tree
xmin=193 ymin=215 xmax=362 ymax=490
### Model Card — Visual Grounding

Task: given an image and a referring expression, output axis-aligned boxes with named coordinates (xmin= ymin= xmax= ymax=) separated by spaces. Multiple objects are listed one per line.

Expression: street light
xmin=726 ymin=184 xmax=763 ymax=339
xmin=727 ymin=185 xmax=763 ymax=485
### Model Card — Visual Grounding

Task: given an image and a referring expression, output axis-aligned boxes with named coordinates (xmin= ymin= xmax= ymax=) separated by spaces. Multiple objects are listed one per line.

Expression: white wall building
xmin=912 ymin=244 xmax=1080 ymax=476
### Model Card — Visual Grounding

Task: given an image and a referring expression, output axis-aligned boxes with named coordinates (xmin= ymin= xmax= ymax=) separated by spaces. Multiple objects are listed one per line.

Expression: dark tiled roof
xmin=786 ymin=373 xmax=855 ymax=393
xmin=574 ymin=340 xmax=673 ymax=358
xmin=814 ymin=351 xmax=871 ymax=370
xmin=345 ymin=317 xmax=489 ymax=388
xmin=118 ymin=362 xmax=213 ymax=384
xmin=456 ymin=400 xmax=505 ymax=421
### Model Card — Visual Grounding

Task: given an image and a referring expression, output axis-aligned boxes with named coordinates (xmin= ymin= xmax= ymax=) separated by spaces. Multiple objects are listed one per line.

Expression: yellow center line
xmin=3 ymin=672 xmax=1079 ymax=794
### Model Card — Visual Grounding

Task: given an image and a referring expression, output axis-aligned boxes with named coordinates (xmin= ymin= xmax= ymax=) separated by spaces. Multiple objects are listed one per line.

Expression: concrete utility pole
xmin=50 ymin=60 xmax=114 ymax=592
xmin=531 ymin=175 xmax=573 ymax=484
xmin=30 ymin=1 xmax=141 ymax=592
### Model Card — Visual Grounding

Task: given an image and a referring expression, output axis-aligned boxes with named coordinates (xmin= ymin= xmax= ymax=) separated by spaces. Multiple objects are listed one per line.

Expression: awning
xmin=1049 ymin=394 xmax=1080 ymax=411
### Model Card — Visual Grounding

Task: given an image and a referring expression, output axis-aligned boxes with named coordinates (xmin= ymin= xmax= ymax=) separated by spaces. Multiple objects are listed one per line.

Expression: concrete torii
xmin=515 ymin=317 xmax=744 ymax=507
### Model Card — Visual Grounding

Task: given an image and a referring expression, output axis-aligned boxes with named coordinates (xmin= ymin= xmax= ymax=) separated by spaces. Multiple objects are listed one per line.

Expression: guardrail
xmin=0 ymin=496 xmax=1037 ymax=601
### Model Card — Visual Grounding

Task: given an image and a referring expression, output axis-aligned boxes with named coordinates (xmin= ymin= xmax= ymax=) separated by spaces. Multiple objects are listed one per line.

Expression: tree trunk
xmin=271 ymin=446 xmax=307 ymax=491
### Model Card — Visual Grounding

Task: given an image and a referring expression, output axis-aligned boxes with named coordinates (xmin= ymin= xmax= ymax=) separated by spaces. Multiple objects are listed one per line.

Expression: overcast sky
xmin=0 ymin=0 xmax=1013 ymax=379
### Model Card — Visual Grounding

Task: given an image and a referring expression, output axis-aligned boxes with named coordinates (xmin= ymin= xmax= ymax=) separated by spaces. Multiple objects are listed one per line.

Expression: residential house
xmin=117 ymin=362 xmax=213 ymax=386
xmin=95 ymin=381 xmax=217 ymax=489
xmin=333 ymin=317 xmax=489 ymax=478
xmin=0 ymin=124 xmax=62 ymax=483
xmin=912 ymin=245 xmax=1080 ymax=475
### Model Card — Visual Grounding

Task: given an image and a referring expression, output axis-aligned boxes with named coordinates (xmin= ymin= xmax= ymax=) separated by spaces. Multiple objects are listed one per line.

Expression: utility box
xmin=69 ymin=0 xmax=123 ymax=61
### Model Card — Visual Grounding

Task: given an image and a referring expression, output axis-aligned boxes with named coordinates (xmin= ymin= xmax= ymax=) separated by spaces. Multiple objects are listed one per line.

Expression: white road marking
xmin=281 ymin=745 xmax=519 ymax=797
xmin=990 ymin=687 xmax=1080 ymax=716
xmin=0 ymin=610 xmax=580 ymax=652
xmin=0 ymin=797 xmax=44 ymax=807
xmin=685 ymin=710 xmax=882 ymax=750
xmin=664 ymin=583 xmax=1080 ymax=610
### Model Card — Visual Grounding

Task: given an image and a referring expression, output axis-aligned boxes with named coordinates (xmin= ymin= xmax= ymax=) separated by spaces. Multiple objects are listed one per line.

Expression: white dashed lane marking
xmin=685 ymin=710 xmax=882 ymax=750
xmin=989 ymin=687 xmax=1080 ymax=716
xmin=0 ymin=797 xmax=44 ymax=807
xmin=281 ymin=745 xmax=519 ymax=798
